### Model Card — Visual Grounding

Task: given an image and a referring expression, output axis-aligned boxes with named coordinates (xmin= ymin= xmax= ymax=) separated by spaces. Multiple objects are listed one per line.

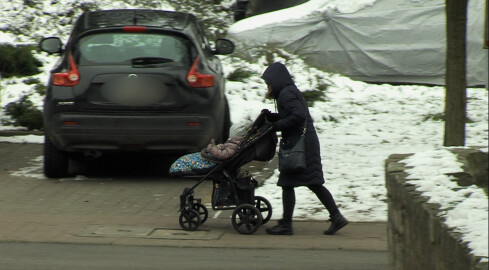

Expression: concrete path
xmin=0 ymin=142 xmax=387 ymax=252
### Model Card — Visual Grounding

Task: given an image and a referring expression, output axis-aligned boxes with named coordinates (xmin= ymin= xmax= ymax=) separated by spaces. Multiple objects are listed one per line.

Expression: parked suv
xmin=39 ymin=9 xmax=235 ymax=178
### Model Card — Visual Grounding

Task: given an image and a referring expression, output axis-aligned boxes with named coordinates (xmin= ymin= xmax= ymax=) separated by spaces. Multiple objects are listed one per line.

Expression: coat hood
xmin=261 ymin=62 xmax=295 ymax=98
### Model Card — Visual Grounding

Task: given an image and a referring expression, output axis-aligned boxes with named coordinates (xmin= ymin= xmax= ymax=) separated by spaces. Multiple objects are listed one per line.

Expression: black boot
xmin=324 ymin=213 xmax=348 ymax=235
xmin=266 ymin=219 xmax=293 ymax=235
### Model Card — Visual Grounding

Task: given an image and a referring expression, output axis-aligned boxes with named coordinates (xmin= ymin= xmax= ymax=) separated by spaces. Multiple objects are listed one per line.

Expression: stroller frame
xmin=178 ymin=113 xmax=276 ymax=235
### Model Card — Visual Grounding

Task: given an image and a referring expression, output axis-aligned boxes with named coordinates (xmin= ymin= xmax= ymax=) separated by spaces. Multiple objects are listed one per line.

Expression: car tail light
xmin=187 ymin=56 xmax=214 ymax=88
xmin=63 ymin=121 xmax=79 ymax=126
xmin=186 ymin=122 xmax=201 ymax=127
xmin=52 ymin=54 xmax=80 ymax=86
xmin=123 ymin=26 xmax=147 ymax=32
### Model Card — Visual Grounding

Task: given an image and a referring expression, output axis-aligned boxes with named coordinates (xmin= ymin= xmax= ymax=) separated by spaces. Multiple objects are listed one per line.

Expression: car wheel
xmin=43 ymin=136 xmax=69 ymax=178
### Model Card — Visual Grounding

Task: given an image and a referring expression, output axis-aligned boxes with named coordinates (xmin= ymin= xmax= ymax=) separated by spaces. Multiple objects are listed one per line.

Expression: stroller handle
xmin=249 ymin=110 xmax=276 ymax=134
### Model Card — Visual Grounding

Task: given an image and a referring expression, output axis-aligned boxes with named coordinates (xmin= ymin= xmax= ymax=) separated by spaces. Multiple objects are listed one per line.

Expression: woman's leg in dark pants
xmin=282 ymin=186 xmax=295 ymax=222
xmin=308 ymin=184 xmax=348 ymax=235
xmin=308 ymin=185 xmax=340 ymax=217
xmin=266 ymin=186 xmax=295 ymax=235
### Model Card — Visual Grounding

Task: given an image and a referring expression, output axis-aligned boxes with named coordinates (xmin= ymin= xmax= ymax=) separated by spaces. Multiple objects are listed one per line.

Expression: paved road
xmin=0 ymin=242 xmax=387 ymax=270
xmin=0 ymin=142 xmax=388 ymax=269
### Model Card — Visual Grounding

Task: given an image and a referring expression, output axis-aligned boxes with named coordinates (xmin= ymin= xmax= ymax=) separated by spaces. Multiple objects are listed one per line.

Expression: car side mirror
xmin=213 ymin=39 xmax=234 ymax=55
xmin=39 ymin=37 xmax=63 ymax=54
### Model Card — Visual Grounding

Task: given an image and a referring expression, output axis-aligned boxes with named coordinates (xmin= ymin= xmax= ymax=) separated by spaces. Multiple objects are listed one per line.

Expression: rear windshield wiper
xmin=131 ymin=57 xmax=173 ymax=67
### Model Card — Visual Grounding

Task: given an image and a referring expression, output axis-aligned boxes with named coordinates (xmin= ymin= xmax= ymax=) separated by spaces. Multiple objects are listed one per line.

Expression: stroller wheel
xmin=231 ymin=204 xmax=263 ymax=235
xmin=192 ymin=203 xmax=208 ymax=224
xmin=179 ymin=209 xmax=202 ymax=231
xmin=254 ymin=196 xmax=272 ymax=224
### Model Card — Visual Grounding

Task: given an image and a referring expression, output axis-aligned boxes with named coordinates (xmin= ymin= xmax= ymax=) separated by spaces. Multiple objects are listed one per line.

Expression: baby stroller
xmin=178 ymin=111 xmax=277 ymax=234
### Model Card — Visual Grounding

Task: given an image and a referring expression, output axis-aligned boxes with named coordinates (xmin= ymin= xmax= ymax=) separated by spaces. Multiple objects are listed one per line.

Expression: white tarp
xmin=227 ymin=0 xmax=488 ymax=86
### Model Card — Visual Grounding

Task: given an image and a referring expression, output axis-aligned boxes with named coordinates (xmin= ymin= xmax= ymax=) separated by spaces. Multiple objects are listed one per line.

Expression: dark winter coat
xmin=261 ymin=62 xmax=325 ymax=187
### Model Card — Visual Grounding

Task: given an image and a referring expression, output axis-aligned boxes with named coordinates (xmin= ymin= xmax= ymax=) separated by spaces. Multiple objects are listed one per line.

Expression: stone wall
xmin=385 ymin=150 xmax=488 ymax=270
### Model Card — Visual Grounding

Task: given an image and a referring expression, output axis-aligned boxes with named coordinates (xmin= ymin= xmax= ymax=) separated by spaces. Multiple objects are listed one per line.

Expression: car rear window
xmin=76 ymin=32 xmax=191 ymax=66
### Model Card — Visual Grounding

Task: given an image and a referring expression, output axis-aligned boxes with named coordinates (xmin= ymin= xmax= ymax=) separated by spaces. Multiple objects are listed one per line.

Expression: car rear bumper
xmin=46 ymin=113 xmax=218 ymax=153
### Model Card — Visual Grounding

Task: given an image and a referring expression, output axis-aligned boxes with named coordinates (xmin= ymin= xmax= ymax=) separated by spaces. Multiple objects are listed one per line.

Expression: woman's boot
xmin=324 ymin=213 xmax=348 ymax=235
xmin=266 ymin=219 xmax=293 ymax=235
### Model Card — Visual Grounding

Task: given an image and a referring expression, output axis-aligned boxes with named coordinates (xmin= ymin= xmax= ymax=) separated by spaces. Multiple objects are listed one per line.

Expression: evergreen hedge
xmin=0 ymin=44 xmax=42 ymax=78
xmin=4 ymin=95 xmax=43 ymax=130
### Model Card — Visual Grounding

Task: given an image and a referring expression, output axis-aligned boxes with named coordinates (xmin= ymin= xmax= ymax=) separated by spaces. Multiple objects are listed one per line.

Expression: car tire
xmin=43 ymin=136 xmax=69 ymax=178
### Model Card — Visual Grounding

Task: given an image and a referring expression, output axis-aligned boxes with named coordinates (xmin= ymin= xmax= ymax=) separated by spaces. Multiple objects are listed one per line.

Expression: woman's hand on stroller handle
xmin=261 ymin=109 xmax=271 ymax=116
xmin=254 ymin=109 xmax=278 ymax=132
xmin=261 ymin=109 xmax=279 ymax=123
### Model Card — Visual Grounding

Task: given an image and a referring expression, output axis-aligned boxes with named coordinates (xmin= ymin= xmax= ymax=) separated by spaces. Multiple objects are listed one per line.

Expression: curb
xmin=0 ymin=130 xmax=43 ymax=136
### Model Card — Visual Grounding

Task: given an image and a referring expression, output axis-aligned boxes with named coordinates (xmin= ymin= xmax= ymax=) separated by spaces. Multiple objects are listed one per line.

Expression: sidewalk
xmin=0 ymin=142 xmax=387 ymax=251
xmin=0 ymin=212 xmax=387 ymax=251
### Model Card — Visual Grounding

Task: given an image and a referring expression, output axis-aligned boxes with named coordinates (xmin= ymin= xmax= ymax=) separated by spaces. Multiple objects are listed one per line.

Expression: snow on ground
xmin=0 ymin=135 xmax=43 ymax=144
xmin=0 ymin=0 xmax=487 ymax=260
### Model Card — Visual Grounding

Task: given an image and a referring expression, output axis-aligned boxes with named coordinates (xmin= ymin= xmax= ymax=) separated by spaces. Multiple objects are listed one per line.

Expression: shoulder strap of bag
xmin=290 ymin=90 xmax=308 ymax=135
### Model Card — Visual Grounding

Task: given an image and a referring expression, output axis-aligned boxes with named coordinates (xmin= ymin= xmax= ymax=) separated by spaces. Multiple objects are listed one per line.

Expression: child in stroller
xmin=175 ymin=111 xmax=277 ymax=234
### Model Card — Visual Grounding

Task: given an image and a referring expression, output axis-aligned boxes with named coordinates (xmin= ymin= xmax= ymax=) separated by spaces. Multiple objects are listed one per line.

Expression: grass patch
xmin=3 ymin=95 xmax=43 ymax=130
xmin=423 ymin=113 xmax=474 ymax=123
xmin=23 ymin=77 xmax=41 ymax=85
xmin=227 ymin=67 xmax=256 ymax=82
xmin=423 ymin=113 xmax=445 ymax=122
xmin=302 ymin=90 xmax=326 ymax=106
xmin=34 ymin=83 xmax=46 ymax=96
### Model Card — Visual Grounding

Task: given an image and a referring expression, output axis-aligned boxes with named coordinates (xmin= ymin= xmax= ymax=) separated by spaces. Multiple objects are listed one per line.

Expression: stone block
xmin=385 ymin=150 xmax=487 ymax=270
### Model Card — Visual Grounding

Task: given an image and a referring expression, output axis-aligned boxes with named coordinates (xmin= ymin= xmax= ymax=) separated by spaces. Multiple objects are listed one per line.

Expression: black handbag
xmin=278 ymin=133 xmax=306 ymax=173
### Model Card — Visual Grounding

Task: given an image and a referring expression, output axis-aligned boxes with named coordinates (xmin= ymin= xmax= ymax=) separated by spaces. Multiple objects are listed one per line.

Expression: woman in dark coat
xmin=261 ymin=62 xmax=348 ymax=235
